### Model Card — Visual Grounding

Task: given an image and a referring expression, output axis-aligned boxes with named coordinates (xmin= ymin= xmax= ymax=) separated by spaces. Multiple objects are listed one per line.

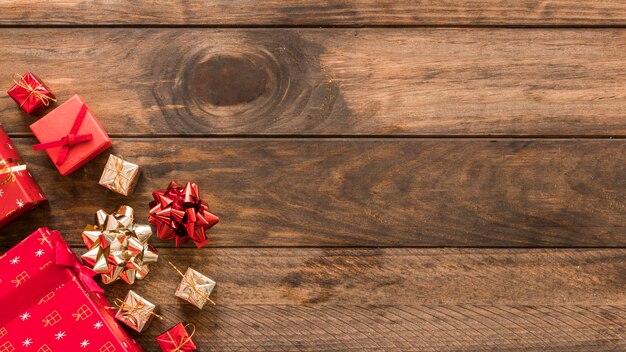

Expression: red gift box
xmin=30 ymin=95 xmax=112 ymax=175
xmin=7 ymin=72 xmax=56 ymax=115
xmin=0 ymin=228 xmax=75 ymax=326
xmin=0 ymin=125 xmax=46 ymax=228
xmin=0 ymin=228 xmax=143 ymax=352
xmin=156 ymin=323 xmax=197 ymax=352
xmin=0 ymin=277 xmax=143 ymax=352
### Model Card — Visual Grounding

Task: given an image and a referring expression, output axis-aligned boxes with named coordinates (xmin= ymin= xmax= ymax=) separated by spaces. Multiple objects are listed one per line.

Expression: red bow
xmin=32 ymin=104 xmax=93 ymax=165
xmin=149 ymin=181 xmax=219 ymax=248
xmin=55 ymin=241 xmax=103 ymax=294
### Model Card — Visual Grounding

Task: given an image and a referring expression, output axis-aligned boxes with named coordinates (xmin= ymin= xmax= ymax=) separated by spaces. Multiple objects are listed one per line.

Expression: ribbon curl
xmin=32 ymin=103 xmax=93 ymax=165
xmin=81 ymin=205 xmax=158 ymax=285
xmin=149 ymin=181 xmax=219 ymax=248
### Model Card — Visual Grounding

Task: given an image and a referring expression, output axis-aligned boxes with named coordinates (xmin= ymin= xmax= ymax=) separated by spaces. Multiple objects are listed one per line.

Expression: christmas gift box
xmin=0 ymin=125 xmax=46 ymax=227
xmin=0 ymin=228 xmax=143 ymax=351
xmin=0 ymin=276 xmax=143 ymax=352
xmin=0 ymin=228 xmax=76 ymax=325
xmin=7 ymin=72 xmax=56 ymax=115
xmin=99 ymin=154 xmax=140 ymax=196
xmin=149 ymin=181 xmax=219 ymax=248
xmin=114 ymin=290 xmax=159 ymax=332
xmin=156 ymin=323 xmax=197 ymax=352
xmin=30 ymin=94 xmax=112 ymax=175
xmin=169 ymin=263 xmax=215 ymax=309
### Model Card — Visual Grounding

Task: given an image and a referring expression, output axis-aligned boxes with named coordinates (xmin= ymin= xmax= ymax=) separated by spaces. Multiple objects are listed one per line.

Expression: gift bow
xmin=0 ymin=158 xmax=27 ymax=186
xmin=149 ymin=181 xmax=219 ymax=248
xmin=12 ymin=73 xmax=56 ymax=107
xmin=81 ymin=205 xmax=158 ymax=285
xmin=32 ymin=103 xmax=93 ymax=165
xmin=55 ymin=241 xmax=104 ymax=294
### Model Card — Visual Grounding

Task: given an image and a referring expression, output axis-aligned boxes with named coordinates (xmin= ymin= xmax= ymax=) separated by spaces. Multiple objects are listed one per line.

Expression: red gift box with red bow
xmin=0 ymin=124 xmax=47 ymax=228
xmin=0 ymin=228 xmax=143 ymax=352
xmin=30 ymin=94 xmax=112 ymax=175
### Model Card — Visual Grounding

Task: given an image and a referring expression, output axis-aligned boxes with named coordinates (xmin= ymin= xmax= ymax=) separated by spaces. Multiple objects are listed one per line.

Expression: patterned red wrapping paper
xmin=0 ymin=277 xmax=143 ymax=352
xmin=7 ymin=72 xmax=56 ymax=115
xmin=0 ymin=228 xmax=74 ymax=326
xmin=0 ymin=125 xmax=47 ymax=228
xmin=30 ymin=95 xmax=112 ymax=176
xmin=0 ymin=228 xmax=143 ymax=352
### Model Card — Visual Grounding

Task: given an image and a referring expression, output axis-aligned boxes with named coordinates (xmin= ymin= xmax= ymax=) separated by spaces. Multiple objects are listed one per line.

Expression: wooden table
xmin=1 ymin=1 xmax=625 ymax=351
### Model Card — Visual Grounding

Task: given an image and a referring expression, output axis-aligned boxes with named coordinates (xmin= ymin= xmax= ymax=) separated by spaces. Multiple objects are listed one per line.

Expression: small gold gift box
xmin=174 ymin=266 xmax=216 ymax=309
xmin=114 ymin=290 xmax=158 ymax=332
xmin=99 ymin=154 xmax=140 ymax=196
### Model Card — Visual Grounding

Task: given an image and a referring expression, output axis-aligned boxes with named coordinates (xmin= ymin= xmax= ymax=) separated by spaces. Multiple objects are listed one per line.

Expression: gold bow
xmin=169 ymin=262 xmax=215 ymax=305
xmin=12 ymin=73 xmax=56 ymax=107
xmin=0 ymin=158 xmax=27 ymax=186
xmin=81 ymin=206 xmax=157 ymax=284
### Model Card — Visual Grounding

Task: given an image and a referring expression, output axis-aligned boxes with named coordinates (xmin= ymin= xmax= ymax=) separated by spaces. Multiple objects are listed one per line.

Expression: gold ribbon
xmin=0 ymin=158 xmax=27 ymax=186
xmin=168 ymin=262 xmax=215 ymax=305
xmin=167 ymin=323 xmax=196 ymax=352
xmin=108 ymin=297 xmax=163 ymax=324
xmin=12 ymin=73 xmax=56 ymax=107
xmin=106 ymin=155 xmax=132 ymax=193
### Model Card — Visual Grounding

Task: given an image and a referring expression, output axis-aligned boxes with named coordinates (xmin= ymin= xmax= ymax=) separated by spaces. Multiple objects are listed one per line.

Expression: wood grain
xmin=2 ymin=29 xmax=626 ymax=136
xmin=92 ymin=248 xmax=626 ymax=306
xmin=130 ymin=304 xmax=626 ymax=351
xmin=3 ymin=1 xmax=626 ymax=26
xmin=1 ymin=138 xmax=626 ymax=247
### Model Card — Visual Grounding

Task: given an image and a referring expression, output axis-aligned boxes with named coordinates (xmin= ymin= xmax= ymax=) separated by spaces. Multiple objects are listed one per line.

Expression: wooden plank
xmin=1 ymin=138 xmax=625 ymax=247
xmin=93 ymin=248 xmax=626 ymax=306
xmin=4 ymin=246 xmax=620 ymax=350
xmin=132 ymin=305 xmax=626 ymax=351
xmin=114 ymin=247 xmax=625 ymax=350
xmin=3 ymin=1 xmax=626 ymax=26
xmin=2 ymin=28 xmax=626 ymax=136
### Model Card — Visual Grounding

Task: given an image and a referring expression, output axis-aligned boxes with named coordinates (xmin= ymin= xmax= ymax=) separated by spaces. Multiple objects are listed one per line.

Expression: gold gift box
xmin=115 ymin=290 xmax=157 ymax=332
xmin=175 ymin=267 xmax=216 ymax=309
xmin=99 ymin=154 xmax=139 ymax=196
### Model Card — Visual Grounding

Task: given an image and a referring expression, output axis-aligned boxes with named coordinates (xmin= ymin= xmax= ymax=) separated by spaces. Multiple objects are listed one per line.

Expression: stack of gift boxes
xmin=0 ymin=72 xmax=220 ymax=351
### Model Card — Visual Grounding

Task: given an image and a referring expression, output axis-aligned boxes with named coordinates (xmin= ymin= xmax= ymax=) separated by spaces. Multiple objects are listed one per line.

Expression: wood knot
xmin=191 ymin=55 xmax=269 ymax=106
xmin=152 ymin=32 xmax=350 ymax=133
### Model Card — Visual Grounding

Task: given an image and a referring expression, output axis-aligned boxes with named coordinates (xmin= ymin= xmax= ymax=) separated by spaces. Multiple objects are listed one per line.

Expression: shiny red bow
xmin=32 ymin=104 xmax=93 ymax=165
xmin=149 ymin=181 xmax=219 ymax=248
xmin=55 ymin=240 xmax=104 ymax=294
